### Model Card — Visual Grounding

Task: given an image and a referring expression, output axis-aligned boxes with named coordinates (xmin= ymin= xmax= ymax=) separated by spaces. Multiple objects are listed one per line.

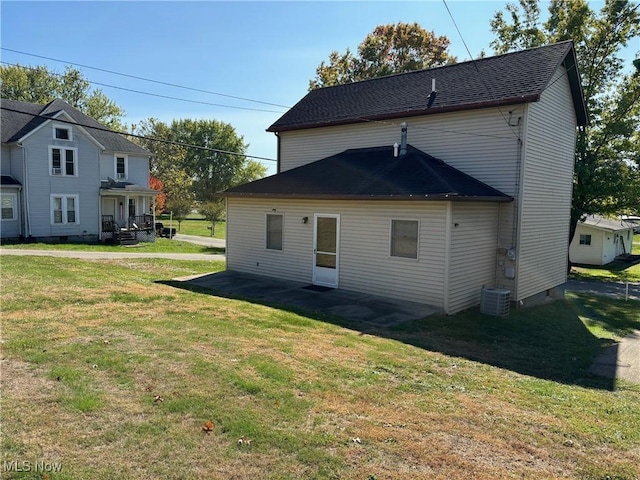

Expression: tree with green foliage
xmin=133 ymin=118 xmax=266 ymax=210
xmin=309 ymin=22 xmax=456 ymax=90
xmin=0 ymin=64 xmax=125 ymax=129
xmin=490 ymin=0 xmax=640 ymax=251
xmin=198 ymin=201 xmax=226 ymax=236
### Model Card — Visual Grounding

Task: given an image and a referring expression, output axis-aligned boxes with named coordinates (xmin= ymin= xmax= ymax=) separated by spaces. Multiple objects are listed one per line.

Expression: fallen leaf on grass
xmin=237 ymin=436 xmax=252 ymax=446
xmin=153 ymin=395 xmax=164 ymax=403
xmin=202 ymin=420 xmax=214 ymax=434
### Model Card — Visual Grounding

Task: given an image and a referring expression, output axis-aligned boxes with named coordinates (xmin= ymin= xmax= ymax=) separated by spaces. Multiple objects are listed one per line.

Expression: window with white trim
xmin=579 ymin=234 xmax=592 ymax=246
xmin=50 ymin=146 xmax=77 ymax=176
xmin=51 ymin=195 xmax=79 ymax=225
xmin=1 ymin=193 xmax=17 ymax=220
xmin=53 ymin=124 xmax=72 ymax=141
xmin=390 ymin=219 xmax=419 ymax=259
xmin=115 ymin=154 xmax=128 ymax=180
xmin=266 ymin=214 xmax=283 ymax=250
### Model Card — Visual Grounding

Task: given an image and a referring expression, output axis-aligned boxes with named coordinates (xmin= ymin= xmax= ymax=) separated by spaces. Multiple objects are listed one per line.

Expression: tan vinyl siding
xmin=278 ymin=106 xmax=522 ymax=196
xmin=226 ymin=198 xmax=447 ymax=309
xmin=517 ymin=66 xmax=577 ymax=300
xmin=448 ymin=203 xmax=500 ymax=313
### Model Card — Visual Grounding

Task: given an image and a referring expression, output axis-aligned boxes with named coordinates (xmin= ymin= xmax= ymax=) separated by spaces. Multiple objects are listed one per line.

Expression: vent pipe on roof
xmin=428 ymin=78 xmax=437 ymax=107
xmin=393 ymin=142 xmax=399 ymax=157
xmin=400 ymin=122 xmax=408 ymax=156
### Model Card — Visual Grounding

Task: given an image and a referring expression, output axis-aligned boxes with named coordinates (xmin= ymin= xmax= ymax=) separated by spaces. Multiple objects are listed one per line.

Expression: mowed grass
xmin=157 ymin=213 xmax=226 ymax=239
xmin=1 ymin=256 xmax=639 ymax=479
xmin=0 ymin=237 xmax=224 ymax=255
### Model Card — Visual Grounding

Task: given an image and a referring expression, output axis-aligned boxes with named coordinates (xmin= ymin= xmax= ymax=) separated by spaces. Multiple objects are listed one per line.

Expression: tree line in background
xmin=1 ymin=0 xmax=638 ymax=242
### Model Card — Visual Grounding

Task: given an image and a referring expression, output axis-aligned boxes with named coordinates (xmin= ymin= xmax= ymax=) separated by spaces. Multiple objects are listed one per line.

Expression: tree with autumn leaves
xmin=309 ymin=22 xmax=456 ymax=89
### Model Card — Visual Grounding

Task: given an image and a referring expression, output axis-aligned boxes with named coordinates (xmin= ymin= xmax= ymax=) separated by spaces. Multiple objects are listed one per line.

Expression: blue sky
xmin=1 ymin=1 xmax=637 ymax=175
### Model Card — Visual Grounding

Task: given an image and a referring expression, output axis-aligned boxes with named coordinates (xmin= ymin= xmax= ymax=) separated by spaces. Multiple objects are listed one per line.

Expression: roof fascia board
xmin=219 ymin=193 xmax=513 ymax=202
xmin=266 ymin=96 xmax=539 ymax=133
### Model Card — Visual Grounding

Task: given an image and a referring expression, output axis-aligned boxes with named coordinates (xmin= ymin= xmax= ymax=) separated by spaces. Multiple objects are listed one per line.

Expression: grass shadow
xmin=159 ymin=275 xmax=640 ymax=392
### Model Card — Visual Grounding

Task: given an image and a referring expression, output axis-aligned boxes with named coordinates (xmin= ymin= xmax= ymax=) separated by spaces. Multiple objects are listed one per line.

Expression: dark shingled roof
xmin=268 ymin=41 xmax=587 ymax=132
xmin=0 ymin=175 xmax=22 ymax=186
xmin=1 ymin=98 xmax=150 ymax=155
xmin=220 ymin=145 xmax=512 ymax=202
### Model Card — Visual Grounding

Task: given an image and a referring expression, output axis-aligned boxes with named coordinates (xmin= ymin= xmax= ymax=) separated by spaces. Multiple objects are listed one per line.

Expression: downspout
xmin=443 ymin=201 xmax=452 ymax=313
xmin=275 ymin=132 xmax=281 ymax=174
xmin=19 ymin=144 xmax=32 ymax=238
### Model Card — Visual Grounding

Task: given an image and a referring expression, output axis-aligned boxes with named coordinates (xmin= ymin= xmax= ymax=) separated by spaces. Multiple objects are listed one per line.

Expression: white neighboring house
xmin=569 ymin=215 xmax=635 ymax=266
xmin=1 ymin=98 xmax=157 ymax=244
xmin=219 ymin=41 xmax=587 ymax=314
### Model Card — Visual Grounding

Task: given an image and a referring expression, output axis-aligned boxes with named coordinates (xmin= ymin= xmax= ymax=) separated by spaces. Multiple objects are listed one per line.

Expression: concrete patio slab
xmin=177 ymin=270 xmax=441 ymax=326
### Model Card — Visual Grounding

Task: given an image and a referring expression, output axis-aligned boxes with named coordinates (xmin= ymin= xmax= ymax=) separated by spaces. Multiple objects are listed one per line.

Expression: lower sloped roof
xmin=220 ymin=145 xmax=512 ymax=202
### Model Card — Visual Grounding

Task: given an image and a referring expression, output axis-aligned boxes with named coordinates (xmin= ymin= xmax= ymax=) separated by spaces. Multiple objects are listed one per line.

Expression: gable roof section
xmin=268 ymin=41 xmax=587 ymax=132
xmin=579 ymin=215 xmax=634 ymax=232
xmin=1 ymin=98 xmax=150 ymax=155
xmin=220 ymin=145 xmax=512 ymax=202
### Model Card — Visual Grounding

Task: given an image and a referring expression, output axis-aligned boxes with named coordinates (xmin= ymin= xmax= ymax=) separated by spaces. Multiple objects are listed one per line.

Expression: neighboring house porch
xmin=100 ymin=179 xmax=157 ymax=244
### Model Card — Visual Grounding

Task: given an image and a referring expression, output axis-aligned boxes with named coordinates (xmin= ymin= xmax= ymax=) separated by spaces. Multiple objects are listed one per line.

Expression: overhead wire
xmin=1 ymin=47 xmax=291 ymax=109
xmin=0 ymin=105 xmax=278 ymax=162
xmin=442 ymin=0 xmax=522 ymax=140
xmin=1 ymin=62 xmax=286 ymax=114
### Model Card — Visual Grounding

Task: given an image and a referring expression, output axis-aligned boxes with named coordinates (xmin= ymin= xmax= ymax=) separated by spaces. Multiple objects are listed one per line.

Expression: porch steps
xmin=117 ymin=231 xmax=138 ymax=246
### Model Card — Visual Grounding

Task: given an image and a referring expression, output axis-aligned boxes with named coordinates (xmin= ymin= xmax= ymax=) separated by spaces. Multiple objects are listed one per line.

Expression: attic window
xmin=54 ymin=125 xmax=72 ymax=141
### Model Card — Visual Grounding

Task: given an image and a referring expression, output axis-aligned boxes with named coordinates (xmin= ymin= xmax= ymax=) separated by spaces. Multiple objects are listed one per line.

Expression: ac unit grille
xmin=480 ymin=288 xmax=510 ymax=316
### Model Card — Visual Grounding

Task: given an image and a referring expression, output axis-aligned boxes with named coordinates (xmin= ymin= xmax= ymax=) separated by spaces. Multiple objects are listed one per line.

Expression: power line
xmin=1 ymin=62 xmax=286 ymax=114
xmin=0 ymin=105 xmax=277 ymax=162
xmin=1 ymin=47 xmax=291 ymax=109
xmin=442 ymin=0 xmax=521 ymax=141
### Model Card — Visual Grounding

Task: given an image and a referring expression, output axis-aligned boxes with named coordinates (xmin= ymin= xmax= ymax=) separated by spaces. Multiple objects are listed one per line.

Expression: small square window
xmin=391 ymin=219 xmax=419 ymax=259
xmin=579 ymin=234 xmax=592 ymax=246
xmin=266 ymin=214 xmax=283 ymax=250
xmin=55 ymin=127 xmax=70 ymax=140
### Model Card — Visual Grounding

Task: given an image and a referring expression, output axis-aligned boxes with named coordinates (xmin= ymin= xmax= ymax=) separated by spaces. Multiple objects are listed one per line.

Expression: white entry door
xmin=313 ymin=214 xmax=340 ymax=287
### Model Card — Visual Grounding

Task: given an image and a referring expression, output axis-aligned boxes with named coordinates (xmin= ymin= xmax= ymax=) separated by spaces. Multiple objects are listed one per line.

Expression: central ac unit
xmin=480 ymin=287 xmax=511 ymax=316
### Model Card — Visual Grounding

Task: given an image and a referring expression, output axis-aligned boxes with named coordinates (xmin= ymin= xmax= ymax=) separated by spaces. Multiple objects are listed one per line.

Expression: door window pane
xmin=316 ymin=217 xmax=337 ymax=253
xmin=315 ymin=253 xmax=336 ymax=269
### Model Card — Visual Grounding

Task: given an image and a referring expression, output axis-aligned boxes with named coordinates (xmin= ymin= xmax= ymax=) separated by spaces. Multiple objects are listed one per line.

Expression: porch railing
xmin=128 ymin=214 xmax=154 ymax=232
xmin=101 ymin=214 xmax=154 ymax=232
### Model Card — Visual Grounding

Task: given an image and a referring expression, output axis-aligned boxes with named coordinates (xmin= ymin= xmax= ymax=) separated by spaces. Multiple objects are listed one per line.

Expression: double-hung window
xmin=579 ymin=234 xmax=592 ymax=246
xmin=50 ymin=147 xmax=77 ymax=176
xmin=266 ymin=214 xmax=283 ymax=250
xmin=390 ymin=219 xmax=419 ymax=259
xmin=51 ymin=195 xmax=79 ymax=225
xmin=0 ymin=193 xmax=17 ymax=220
xmin=115 ymin=155 xmax=128 ymax=180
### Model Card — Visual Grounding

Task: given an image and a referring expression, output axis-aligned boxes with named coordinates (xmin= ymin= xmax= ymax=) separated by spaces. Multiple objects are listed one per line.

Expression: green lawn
xmin=1 ymin=255 xmax=639 ymax=479
xmin=157 ymin=213 xmax=226 ymax=239
xmin=0 ymin=237 xmax=224 ymax=255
